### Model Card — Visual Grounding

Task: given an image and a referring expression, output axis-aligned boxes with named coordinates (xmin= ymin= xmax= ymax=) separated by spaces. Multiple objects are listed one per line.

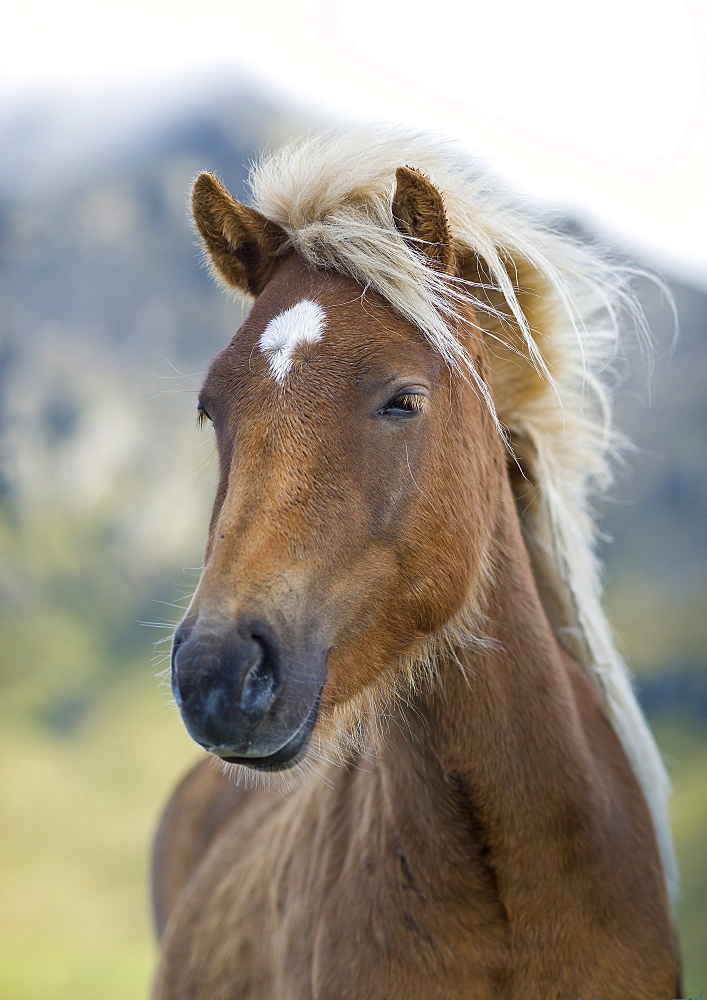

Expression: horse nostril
xmin=239 ymin=633 xmax=279 ymax=720
xmin=171 ymin=619 xmax=283 ymax=744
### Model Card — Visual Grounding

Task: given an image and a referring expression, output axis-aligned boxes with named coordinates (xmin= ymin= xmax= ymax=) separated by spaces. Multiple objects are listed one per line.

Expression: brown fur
xmin=152 ymin=173 xmax=680 ymax=999
xmin=191 ymin=172 xmax=288 ymax=295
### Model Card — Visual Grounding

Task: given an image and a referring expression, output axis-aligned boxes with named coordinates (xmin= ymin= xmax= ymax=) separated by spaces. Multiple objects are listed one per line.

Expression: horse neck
xmin=426 ymin=477 xmax=591 ymax=791
xmin=374 ymin=465 xmax=659 ymax=904
xmin=392 ymin=464 xmax=589 ymax=771
xmin=356 ymin=459 xmax=676 ymax=994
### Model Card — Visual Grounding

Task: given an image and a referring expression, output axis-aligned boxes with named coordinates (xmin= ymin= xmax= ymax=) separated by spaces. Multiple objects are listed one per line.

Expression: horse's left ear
xmin=392 ymin=167 xmax=457 ymax=274
xmin=191 ymin=173 xmax=288 ymax=296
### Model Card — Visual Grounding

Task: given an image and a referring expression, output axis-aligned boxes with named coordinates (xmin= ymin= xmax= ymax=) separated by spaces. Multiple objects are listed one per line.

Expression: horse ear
xmin=392 ymin=166 xmax=456 ymax=274
xmin=191 ymin=173 xmax=288 ymax=296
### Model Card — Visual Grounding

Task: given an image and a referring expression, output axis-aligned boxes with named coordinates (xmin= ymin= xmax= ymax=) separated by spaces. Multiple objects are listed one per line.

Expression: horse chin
xmin=207 ymin=687 xmax=323 ymax=772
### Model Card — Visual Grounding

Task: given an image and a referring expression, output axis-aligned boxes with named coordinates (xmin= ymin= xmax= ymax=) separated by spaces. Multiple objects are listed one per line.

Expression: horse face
xmin=171 ymin=255 xmax=496 ymax=770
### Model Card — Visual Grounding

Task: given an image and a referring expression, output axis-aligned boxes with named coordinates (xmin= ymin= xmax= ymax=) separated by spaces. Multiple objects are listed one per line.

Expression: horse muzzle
xmin=170 ymin=616 xmax=327 ymax=771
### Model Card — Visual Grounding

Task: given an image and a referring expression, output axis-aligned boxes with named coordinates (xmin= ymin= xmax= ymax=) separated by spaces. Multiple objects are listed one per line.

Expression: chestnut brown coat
xmin=152 ymin=135 xmax=681 ymax=999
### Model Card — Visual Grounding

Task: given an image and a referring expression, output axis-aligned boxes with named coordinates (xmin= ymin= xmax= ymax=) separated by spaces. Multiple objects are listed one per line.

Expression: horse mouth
xmin=207 ymin=688 xmax=322 ymax=772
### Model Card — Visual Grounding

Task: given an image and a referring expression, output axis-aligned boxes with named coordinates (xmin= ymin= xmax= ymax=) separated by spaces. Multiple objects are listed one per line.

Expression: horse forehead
xmin=208 ymin=256 xmax=437 ymax=392
xmin=248 ymin=255 xmax=414 ymax=347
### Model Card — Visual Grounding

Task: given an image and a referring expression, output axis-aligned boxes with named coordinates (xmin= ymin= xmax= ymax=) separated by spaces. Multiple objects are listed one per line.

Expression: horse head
xmin=171 ymin=169 xmax=499 ymax=771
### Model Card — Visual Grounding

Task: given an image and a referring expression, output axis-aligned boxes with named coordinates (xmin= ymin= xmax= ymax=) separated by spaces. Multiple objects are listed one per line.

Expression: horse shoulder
xmin=151 ymin=757 xmax=257 ymax=938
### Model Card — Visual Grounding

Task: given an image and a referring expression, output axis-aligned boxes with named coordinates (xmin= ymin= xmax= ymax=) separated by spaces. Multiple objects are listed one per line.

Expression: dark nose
xmin=171 ymin=619 xmax=281 ymax=750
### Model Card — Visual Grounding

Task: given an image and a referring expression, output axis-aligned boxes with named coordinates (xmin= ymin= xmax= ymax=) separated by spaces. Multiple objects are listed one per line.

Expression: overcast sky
xmin=3 ymin=0 xmax=706 ymax=286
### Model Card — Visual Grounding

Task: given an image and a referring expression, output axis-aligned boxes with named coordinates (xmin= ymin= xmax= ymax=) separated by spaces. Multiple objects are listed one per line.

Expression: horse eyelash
xmin=393 ymin=393 xmax=424 ymax=412
xmin=196 ymin=406 xmax=212 ymax=429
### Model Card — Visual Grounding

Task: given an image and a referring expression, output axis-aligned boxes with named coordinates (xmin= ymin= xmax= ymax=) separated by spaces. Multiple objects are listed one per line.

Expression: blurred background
xmin=0 ymin=1 xmax=705 ymax=997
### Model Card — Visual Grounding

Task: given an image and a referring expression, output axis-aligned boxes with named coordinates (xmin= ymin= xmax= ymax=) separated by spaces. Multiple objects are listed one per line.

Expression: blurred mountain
xmin=601 ymin=273 xmax=707 ymax=699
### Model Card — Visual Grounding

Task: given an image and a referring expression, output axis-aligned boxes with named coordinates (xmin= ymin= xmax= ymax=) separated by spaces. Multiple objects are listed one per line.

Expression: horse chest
xmin=155 ymin=776 xmax=510 ymax=1000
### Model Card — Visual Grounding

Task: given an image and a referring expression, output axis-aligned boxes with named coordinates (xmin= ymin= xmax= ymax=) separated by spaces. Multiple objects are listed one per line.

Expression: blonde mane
xmin=246 ymin=125 xmax=677 ymax=898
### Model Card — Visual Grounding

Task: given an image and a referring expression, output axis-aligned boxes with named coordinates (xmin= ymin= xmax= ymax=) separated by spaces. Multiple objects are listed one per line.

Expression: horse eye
xmin=377 ymin=391 xmax=426 ymax=418
xmin=196 ymin=404 xmax=212 ymax=428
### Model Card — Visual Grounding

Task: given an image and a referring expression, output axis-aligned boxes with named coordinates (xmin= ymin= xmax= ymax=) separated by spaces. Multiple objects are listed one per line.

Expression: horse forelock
xmin=242 ymin=126 xmax=676 ymax=898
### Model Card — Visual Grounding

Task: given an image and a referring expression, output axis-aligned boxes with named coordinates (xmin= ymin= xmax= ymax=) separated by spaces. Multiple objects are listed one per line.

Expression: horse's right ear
xmin=191 ymin=173 xmax=288 ymax=296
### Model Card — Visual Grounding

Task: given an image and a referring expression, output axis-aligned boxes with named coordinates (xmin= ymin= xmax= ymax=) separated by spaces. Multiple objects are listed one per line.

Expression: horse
xmin=151 ymin=127 xmax=681 ymax=999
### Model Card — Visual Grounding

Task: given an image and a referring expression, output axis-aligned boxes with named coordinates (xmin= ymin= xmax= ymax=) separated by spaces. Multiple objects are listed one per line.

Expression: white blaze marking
xmin=258 ymin=299 xmax=325 ymax=382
